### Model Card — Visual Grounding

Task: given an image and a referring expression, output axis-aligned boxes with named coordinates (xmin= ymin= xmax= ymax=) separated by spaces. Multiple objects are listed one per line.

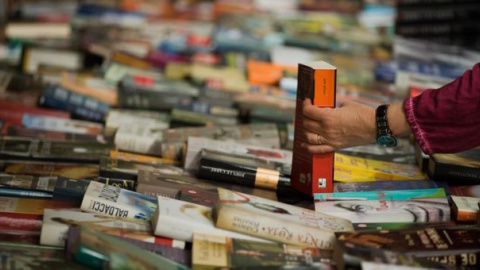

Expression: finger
xmin=304 ymin=132 xmax=323 ymax=145
xmin=302 ymin=117 xmax=322 ymax=134
xmin=301 ymin=143 xmax=336 ymax=154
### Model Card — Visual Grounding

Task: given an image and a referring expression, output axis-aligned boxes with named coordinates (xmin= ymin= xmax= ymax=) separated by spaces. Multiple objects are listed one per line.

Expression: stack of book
xmin=0 ymin=1 xmax=479 ymax=269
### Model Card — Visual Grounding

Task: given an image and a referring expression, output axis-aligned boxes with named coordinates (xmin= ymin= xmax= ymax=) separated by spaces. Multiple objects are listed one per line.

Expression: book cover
xmin=314 ymin=198 xmax=451 ymax=223
xmin=192 ymin=232 xmax=334 ymax=269
xmin=40 ymin=208 xmax=185 ymax=249
xmin=449 ymin=185 xmax=480 ymax=197
xmin=334 ymin=152 xmax=426 ymax=182
xmin=314 ymin=188 xmax=447 ymax=201
xmin=428 ymin=148 xmax=480 ymax=185
xmin=61 ymin=71 xmax=118 ymax=106
xmin=109 ymin=150 xmax=179 ymax=166
xmin=291 ymin=61 xmax=336 ymax=196
xmin=450 ymin=195 xmax=480 ymax=222
xmin=151 ymin=195 xmax=273 ymax=243
xmin=80 ymin=181 xmax=157 ymax=220
xmin=95 ymin=177 xmax=136 ymax=191
xmin=178 ymin=187 xmax=218 ymax=208
xmin=51 ymin=177 xmax=91 ymax=205
xmin=213 ymin=188 xmax=354 ymax=249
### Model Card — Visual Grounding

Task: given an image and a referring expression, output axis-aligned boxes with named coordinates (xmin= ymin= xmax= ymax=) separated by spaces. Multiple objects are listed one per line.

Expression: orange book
xmin=291 ymin=61 xmax=336 ymax=196
xmin=61 ymin=72 xmax=118 ymax=106
xmin=247 ymin=60 xmax=297 ymax=86
xmin=109 ymin=150 xmax=180 ymax=165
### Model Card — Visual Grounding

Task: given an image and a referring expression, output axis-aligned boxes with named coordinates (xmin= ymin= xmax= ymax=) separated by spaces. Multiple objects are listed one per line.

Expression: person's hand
xmin=301 ymin=99 xmax=377 ymax=153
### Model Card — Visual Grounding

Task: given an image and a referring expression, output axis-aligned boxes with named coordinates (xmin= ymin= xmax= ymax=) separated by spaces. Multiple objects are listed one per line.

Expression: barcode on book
xmin=318 ymin=178 xmax=326 ymax=188
xmin=99 ymin=184 xmax=120 ymax=202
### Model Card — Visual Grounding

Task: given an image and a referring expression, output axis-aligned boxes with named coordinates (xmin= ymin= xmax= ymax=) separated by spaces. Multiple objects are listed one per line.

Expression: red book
xmin=291 ymin=61 xmax=336 ymax=196
xmin=0 ymin=99 xmax=70 ymax=126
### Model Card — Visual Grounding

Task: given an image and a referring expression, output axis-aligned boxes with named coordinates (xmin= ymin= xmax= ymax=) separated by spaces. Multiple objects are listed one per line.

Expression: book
xmin=21 ymin=114 xmax=103 ymax=135
xmin=61 ymin=72 xmax=118 ymax=106
xmin=450 ymin=195 xmax=480 ymax=222
xmin=5 ymin=125 xmax=108 ymax=143
xmin=213 ymin=188 xmax=354 ymax=249
xmin=51 ymin=177 xmax=91 ymax=205
xmin=427 ymin=148 xmax=480 ymax=185
xmin=80 ymin=181 xmax=157 ymax=220
xmin=197 ymin=153 xmax=291 ymax=191
xmin=192 ymin=232 xmax=334 ymax=269
xmin=0 ymin=137 xmax=112 ymax=163
xmin=1 ymin=161 xmax=99 ymax=179
xmin=314 ymin=197 xmax=451 ymax=223
xmin=449 ymin=185 xmax=480 ymax=197
xmin=336 ymin=226 xmax=480 ymax=267
xmin=109 ymin=150 xmax=180 ymax=166
xmin=177 ymin=187 xmax=218 ymax=208
xmin=151 ymin=195 xmax=273 ymax=243
xmin=334 ymin=180 xmax=448 ymax=193
xmin=104 ymin=109 xmax=170 ymax=138
xmin=0 ymin=187 xmax=52 ymax=199
xmin=66 ymin=224 xmax=190 ymax=270
xmin=136 ymin=170 xmax=278 ymax=202
xmin=183 ymin=136 xmax=292 ymax=172
xmin=334 ymin=152 xmax=426 ymax=182
xmin=291 ymin=61 xmax=337 ymax=196
xmin=314 ymin=188 xmax=447 ymax=201
xmin=40 ymin=208 xmax=185 ymax=249
xmin=0 ymin=197 xmax=75 ymax=215
xmin=95 ymin=177 xmax=136 ymax=191
xmin=0 ymin=173 xmax=58 ymax=192
xmin=99 ymin=156 xmax=185 ymax=181
xmin=21 ymin=46 xmax=83 ymax=74
xmin=0 ymin=99 xmax=70 ymax=126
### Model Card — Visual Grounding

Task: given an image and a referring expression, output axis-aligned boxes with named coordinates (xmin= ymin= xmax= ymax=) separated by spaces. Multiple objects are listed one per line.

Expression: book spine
xmin=213 ymin=204 xmax=335 ymax=249
xmin=80 ymin=191 xmax=148 ymax=220
xmin=428 ymin=158 xmax=480 ymax=185
xmin=0 ymin=187 xmax=52 ymax=199
xmin=39 ymin=85 xmax=109 ymax=122
xmin=197 ymin=158 xmax=290 ymax=191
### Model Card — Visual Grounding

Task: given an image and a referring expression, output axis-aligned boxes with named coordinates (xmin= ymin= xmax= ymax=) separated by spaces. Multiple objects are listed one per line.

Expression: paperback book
xmin=80 ymin=181 xmax=157 ymax=220
xmin=192 ymin=232 xmax=334 ymax=269
xmin=40 ymin=208 xmax=185 ymax=248
xmin=213 ymin=188 xmax=354 ymax=249
xmin=314 ymin=197 xmax=451 ymax=223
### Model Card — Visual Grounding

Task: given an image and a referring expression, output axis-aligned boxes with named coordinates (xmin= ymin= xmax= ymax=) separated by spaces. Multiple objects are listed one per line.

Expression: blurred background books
xmin=0 ymin=0 xmax=479 ymax=269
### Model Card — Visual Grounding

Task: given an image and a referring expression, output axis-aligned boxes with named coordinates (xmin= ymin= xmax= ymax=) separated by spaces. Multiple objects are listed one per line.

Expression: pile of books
xmin=1 ymin=1 xmax=480 ymax=269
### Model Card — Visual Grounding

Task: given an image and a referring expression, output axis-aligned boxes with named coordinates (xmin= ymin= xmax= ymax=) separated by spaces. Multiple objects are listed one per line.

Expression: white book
xmin=22 ymin=114 xmax=103 ymax=135
xmin=114 ymin=125 xmax=164 ymax=155
xmin=5 ymin=23 xmax=71 ymax=39
xmin=40 ymin=208 xmax=161 ymax=247
xmin=151 ymin=196 xmax=273 ymax=243
xmin=80 ymin=181 xmax=157 ymax=221
xmin=22 ymin=47 xmax=82 ymax=74
xmin=183 ymin=136 xmax=293 ymax=171
xmin=105 ymin=109 xmax=169 ymax=137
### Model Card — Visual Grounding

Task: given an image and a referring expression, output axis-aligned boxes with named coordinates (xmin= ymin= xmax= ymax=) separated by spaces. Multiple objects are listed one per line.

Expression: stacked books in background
xmin=0 ymin=0 xmax=480 ymax=269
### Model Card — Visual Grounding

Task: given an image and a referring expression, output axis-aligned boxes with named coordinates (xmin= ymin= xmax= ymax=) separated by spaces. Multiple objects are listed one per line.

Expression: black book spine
xmin=197 ymin=158 xmax=290 ymax=191
xmin=428 ymin=158 xmax=480 ymax=185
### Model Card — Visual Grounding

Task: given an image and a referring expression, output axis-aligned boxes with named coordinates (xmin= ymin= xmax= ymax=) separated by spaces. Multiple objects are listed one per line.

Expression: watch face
xmin=377 ymin=135 xmax=398 ymax=147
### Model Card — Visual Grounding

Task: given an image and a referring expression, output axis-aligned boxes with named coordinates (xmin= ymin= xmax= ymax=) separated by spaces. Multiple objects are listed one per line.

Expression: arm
xmin=405 ymin=62 xmax=480 ymax=155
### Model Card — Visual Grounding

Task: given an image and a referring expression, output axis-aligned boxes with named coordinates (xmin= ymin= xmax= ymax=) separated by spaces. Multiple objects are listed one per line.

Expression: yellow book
xmin=334 ymin=153 xmax=426 ymax=182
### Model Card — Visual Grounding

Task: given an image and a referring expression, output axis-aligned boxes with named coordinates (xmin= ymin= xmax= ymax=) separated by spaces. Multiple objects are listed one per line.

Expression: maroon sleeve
xmin=404 ymin=62 xmax=480 ymax=155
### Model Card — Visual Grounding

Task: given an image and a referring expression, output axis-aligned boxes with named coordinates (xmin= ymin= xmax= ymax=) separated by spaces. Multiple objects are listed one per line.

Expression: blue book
xmin=314 ymin=188 xmax=447 ymax=201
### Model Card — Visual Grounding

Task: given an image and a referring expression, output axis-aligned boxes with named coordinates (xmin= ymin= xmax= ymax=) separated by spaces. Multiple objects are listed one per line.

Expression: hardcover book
xmin=192 ymin=232 xmax=334 ymax=269
xmin=151 ymin=195 xmax=272 ymax=243
xmin=428 ymin=148 xmax=480 ymax=185
xmin=40 ymin=208 xmax=185 ymax=249
xmin=291 ymin=61 xmax=336 ymax=195
xmin=80 ymin=181 xmax=157 ymax=220
xmin=213 ymin=188 xmax=354 ymax=249
xmin=450 ymin=195 xmax=480 ymax=222
xmin=314 ymin=197 xmax=451 ymax=223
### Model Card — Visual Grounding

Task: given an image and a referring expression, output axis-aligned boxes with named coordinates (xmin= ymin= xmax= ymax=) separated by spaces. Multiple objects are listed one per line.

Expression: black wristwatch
xmin=376 ymin=104 xmax=397 ymax=147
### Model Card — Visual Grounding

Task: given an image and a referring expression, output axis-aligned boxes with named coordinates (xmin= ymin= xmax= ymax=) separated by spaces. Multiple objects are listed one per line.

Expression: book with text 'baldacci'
xmin=213 ymin=188 xmax=353 ymax=249
xmin=80 ymin=181 xmax=157 ymax=221
xmin=291 ymin=61 xmax=336 ymax=196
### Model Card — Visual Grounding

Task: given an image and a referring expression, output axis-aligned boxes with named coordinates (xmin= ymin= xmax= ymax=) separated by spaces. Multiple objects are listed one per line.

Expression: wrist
xmin=387 ymin=101 xmax=412 ymax=137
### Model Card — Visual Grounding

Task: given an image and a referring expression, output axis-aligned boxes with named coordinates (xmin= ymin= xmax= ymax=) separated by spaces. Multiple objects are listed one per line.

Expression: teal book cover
xmin=314 ymin=188 xmax=446 ymax=201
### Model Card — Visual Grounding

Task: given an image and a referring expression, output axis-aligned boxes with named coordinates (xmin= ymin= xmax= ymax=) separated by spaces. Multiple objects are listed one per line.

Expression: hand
xmin=301 ymin=99 xmax=377 ymax=153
